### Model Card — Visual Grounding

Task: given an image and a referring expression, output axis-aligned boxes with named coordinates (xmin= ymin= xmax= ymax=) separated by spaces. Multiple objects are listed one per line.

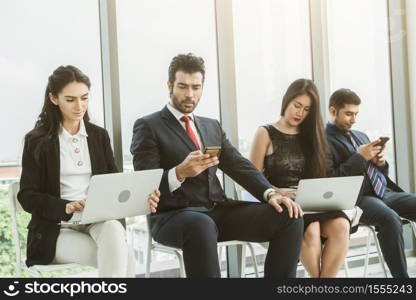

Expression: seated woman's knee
xmin=303 ymin=222 xmax=320 ymax=242
xmin=329 ymin=218 xmax=350 ymax=238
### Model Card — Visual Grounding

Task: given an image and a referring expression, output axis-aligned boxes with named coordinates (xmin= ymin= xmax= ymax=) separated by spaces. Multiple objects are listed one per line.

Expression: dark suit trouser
xmin=358 ymin=188 xmax=416 ymax=278
xmin=153 ymin=202 xmax=304 ymax=278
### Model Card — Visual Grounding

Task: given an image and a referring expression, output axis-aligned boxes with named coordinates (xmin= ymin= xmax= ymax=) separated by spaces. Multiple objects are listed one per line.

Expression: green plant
xmin=0 ymin=189 xmax=93 ymax=277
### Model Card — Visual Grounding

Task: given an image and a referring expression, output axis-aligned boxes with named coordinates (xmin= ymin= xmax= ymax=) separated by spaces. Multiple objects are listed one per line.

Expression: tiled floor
xmin=66 ymin=245 xmax=416 ymax=278
xmin=339 ymin=256 xmax=416 ymax=278
xmin=65 ymin=257 xmax=416 ymax=278
xmin=240 ymin=256 xmax=416 ymax=278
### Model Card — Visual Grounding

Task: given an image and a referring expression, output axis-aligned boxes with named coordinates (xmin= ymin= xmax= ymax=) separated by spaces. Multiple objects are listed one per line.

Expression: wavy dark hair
xmin=280 ymin=79 xmax=329 ymax=178
xmin=168 ymin=53 xmax=205 ymax=84
xmin=25 ymin=65 xmax=91 ymax=161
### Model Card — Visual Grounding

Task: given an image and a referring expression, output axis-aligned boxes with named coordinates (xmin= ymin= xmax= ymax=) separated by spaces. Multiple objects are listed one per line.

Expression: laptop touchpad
xmin=323 ymin=191 xmax=333 ymax=199
xmin=118 ymin=190 xmax=131 ymax=203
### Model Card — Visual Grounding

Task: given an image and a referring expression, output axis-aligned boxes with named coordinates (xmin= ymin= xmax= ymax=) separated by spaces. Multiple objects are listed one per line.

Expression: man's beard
xmin=171 ymin=94 xmax=198 ymax=114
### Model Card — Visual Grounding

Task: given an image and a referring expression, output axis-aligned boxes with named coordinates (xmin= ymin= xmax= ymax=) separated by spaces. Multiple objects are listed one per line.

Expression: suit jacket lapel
xmin=327 ymin=123 xmax=356 ymax=154
xmin=334 ymin=134 xmax=356 ymax=153
xmin=193 ymin=116 xmax=207 ymax=149
xmin=161 ymin=106 xmax=198 ymax=151
xmin=352 ymin=130 xmax=367 ymax=145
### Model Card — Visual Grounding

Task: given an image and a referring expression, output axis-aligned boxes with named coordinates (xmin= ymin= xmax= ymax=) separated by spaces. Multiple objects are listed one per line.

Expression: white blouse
xmin=58 ymin=120 xmax=92 ymax=201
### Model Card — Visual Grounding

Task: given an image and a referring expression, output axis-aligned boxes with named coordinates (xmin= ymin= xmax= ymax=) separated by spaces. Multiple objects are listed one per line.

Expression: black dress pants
xmin=153 ymin=202 xmax=304 ymax=278
xmin=358 ymin=188 xmax=416 ymax=278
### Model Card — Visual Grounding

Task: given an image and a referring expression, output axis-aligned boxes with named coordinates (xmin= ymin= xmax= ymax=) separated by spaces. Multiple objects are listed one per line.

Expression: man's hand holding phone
xmin=357 ymin=136 xmax=389 ymax=162
xmin=371 ymin=136 xmax=389 ymax=167
xmin=204 ymin=146 xmax=221 ymax=158
xmin=175 ymin=149 xmax=220 ymax=181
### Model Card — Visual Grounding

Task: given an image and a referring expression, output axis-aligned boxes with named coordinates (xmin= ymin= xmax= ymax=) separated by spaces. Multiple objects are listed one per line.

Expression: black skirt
xmin=303 ymin=211 xmax=358 ymax=243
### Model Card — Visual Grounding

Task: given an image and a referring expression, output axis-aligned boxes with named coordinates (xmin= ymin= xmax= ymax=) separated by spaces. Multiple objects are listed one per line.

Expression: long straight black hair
xmin=280 ymin=79 xmax=329 ymax=178
xmin=25 ymin=65 xmax=91 ymax=161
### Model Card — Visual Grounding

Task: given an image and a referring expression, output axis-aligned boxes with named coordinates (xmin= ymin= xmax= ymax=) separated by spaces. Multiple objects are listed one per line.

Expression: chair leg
xmin=16 ymin=262 xmax=21 ymax=277
xmin=240 ymin=244 xmax=246 ymax=278
xmin=368 ymin=226 xmax=388 ymax=277
xmin=28 ymin=266 xmax=42 ymax=277
xmin=363 ymin=227 xmax=372 ymax=277
xmin=373 ymin=238 xmax=388 ymax=277
xmin=343 ymin=260 xmax=349 ymax=277
xmin=174 ymin=250 xmax=186 ymax=278
xmin=218 ymin=245 xmax=223 ymax=275
xmin=145 ymin=234 xmax=152 ymax=278
xmin=408 ymin=220 xmax=416 ymax=240
xmin=246 ymin=243 xmax=259 ymax=278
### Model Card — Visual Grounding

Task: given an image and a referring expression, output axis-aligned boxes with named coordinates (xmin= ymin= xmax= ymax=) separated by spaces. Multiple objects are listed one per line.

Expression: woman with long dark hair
xmin=250 ymin=79 xmax=351 ymax=277
xmin=18 ymin=65 xmax=156 ymax=277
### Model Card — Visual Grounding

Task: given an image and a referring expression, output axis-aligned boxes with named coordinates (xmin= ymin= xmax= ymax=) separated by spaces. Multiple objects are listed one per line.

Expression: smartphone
xmin=377 ymin=137 xmax=390 ymax=147
xmin=204 ymin=146 xmax=221 ymax=157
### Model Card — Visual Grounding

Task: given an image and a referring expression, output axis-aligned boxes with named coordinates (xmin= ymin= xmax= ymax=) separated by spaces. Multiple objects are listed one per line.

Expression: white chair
xmin=361 ymin=223 xmax=388 ymax=277
xmin=401 ymin=217 xmax=416 ymax=240
xmin=341 ymin=223 xmax=388 ymax=278
xmin=143 ymin=218 xmax=260 ymax=278
xmin=361 ymin=217 xmax=416 ymax=278
xmin=8 ymin=181 xmax=82 ymax=277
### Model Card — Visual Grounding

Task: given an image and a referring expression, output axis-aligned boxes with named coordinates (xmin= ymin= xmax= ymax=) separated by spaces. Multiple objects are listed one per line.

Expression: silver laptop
xmin=62 ymin=169 xmax=163 ymax=225
xmin=295 ymin=176 xmax=364 ymax=211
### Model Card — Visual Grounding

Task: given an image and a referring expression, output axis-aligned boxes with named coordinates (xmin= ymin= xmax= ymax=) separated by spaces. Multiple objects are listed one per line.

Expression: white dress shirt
xmin=166 ymin=103 xmax=274 ymax=202
xmin=166 ymin=102 xmax=203 ymax=192
xmin=59 ymin=120 xmax=92 ymax=201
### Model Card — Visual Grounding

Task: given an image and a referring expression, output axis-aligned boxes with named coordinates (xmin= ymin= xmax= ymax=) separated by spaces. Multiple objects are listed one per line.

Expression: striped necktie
xmin=345 ymin=131 xmax=387 ymax=199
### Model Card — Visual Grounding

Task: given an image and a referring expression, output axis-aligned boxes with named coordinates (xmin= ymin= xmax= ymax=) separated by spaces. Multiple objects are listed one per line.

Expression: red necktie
xmin=180 ymin=116 xmax=200 ymax=149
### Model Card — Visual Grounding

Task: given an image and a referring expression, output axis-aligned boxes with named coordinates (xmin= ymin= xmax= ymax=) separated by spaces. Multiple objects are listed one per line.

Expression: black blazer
xmin=18 ymin=122 xmax=118 ymax=267
xmin=130 ymin=106 xmax=273 ymax=235
xmin=325 ymin=122 xmax=403 ymax=194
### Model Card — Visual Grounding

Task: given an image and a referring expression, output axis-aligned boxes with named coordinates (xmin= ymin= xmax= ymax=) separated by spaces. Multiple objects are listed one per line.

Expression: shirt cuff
xmin=263 ymin=188 xmax=276 ymax=202
xmin=168 ymin=167 xmax=185 ymax=193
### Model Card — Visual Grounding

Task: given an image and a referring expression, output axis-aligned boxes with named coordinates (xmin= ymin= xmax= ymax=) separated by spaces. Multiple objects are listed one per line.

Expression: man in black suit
xmin=326 ymin=88 xmax=416 ymax=278
xmin=130 ymin=53 xmax=304 ymax=278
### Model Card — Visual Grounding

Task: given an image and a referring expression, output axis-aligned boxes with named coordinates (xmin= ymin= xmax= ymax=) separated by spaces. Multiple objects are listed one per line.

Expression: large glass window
xmin=326 ymin=0 xmax=396 ymax=179
xmin=116 ymin=0 xmax=220 ymax=171
xmin=116 ymin=0 xmax=220 ymax=273
xmin=0 ymin=0 xmax=103 ymax=277
xmin=0 ymin=0 xmax=104 ymax=171
xmin=232 ymin=0 xmax=313 ymax=157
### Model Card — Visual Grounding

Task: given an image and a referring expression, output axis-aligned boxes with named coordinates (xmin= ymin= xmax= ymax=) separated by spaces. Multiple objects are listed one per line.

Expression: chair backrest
xmin=234 ymin=183 xmax=243 ymax=200
xmin=8 ymin=181 xmax=22 ymax=276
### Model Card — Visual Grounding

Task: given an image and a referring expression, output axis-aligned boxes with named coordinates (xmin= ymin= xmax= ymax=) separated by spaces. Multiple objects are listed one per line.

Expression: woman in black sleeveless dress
xmin=250 ymin=79 xmax=350 ymax=278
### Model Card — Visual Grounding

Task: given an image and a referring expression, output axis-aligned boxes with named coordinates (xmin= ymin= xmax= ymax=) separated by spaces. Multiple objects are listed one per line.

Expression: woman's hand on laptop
xmin=65 ymin=200 xmax=86 ymax=215
xmin=148 ymin=190 xmax=161 ymax=213
xmin=267 ymin=193 xmax=303 ymax=219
